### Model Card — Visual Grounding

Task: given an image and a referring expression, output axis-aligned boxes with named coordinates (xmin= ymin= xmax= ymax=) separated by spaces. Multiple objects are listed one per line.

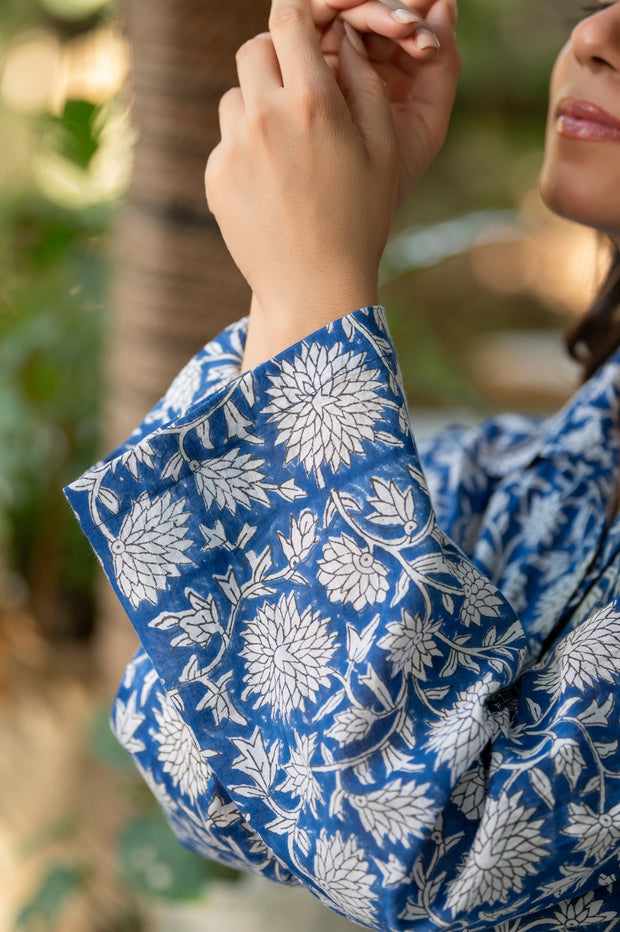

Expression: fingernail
xmin=415 ymin=28 xmax=440 ymax=50
xmin=343 ymin=21 xmax=367 ymax=57
xmin=391 ymin=8 xmax=418 ymax=23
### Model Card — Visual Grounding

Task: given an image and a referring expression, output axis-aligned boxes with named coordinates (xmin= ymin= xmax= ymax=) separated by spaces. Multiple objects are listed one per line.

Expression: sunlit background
xmin=0 ymin=0 xmax=609 ymax=930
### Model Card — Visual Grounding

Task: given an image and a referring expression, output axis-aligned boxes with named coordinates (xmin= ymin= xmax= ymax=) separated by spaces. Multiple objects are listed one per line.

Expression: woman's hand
xmin=206 ymin=0 xmax=399 ymax=363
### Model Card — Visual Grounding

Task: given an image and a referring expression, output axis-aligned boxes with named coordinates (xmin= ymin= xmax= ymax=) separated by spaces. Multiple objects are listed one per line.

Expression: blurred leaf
xmin=48 ymin=100 xmax=101 ymax=169
xmin=16 ymin=862 xmax=88 ymax=930
xmin=119 ymin=815 xmax=214 ymax=900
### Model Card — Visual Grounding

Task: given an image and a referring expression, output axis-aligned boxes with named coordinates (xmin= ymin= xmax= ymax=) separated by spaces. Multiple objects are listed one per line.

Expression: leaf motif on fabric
xmin=551 ymin=738 xmax=586 ymax=791
xmin=325 ymin=706 xmax=377 ymax=746
xmin=190 ymin=448 xmax=270 ymax=514
xmin=536 ymin=603 xmax=620 ymax=698
xmin=230 ymin=727 xmax=281 ymax=796
xmin=195 ymin=671 xmax=247 ymax=726
xmin=346 ymin=615 xmax=380 ymax=665
xmin=349 ymin=778 xmax=435 ymax=845
xmin=223 ymin=400 xmax=255 ymax=442
xmin=207 ymin=794 xmax=242 ymax=829
xmin=149 ymin=590 xmax=223 ymax=647
xmin=445 ymin=791 xmax=551 ymax=913
xmin=161 ymin=452 xmax=185 ymax=483
xmin=111 ymin=692 xmax=146 ymax=755
xmin=152 ymin=692 xmax=217 ymax=805
xmin=426 ymin=675 xmax=498 ymax=782
xmin=528 ymin=767 xmax=555 ymax=809
xmin=277 ymin=509 xmax=317 ymax=567
xmin=450 ymin=560 xmax=503 ymax=628
xmin=200 ymin=520 xmax=230 ymax=552
xmin=98 ymin=487 xmax=120 ymax=514
xmin=278 ymin=732 xmax=323 ymax=815
xmin=377 ymin=610 xmax=442 ymax=681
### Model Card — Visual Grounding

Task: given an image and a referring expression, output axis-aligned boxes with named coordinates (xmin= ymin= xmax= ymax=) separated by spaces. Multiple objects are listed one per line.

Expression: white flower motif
xmin=445 ymin=791 xmax=550 ymax=913
xmin=313 ymin=830 xmax=378 ymax=927
xmin=426 ymin=675 xmax=498 ymax=782
xmin=536 ymin=603 xmax=620 ymax=698
xmin=189 ymin=448 xmax=270 ymax=514
xmin=262 ymin=342 xmax=388 ymax=486
xmin=564 ymin=801 xmax=620 ymax=862
xmin=152 ymin=692 xmax=215 ymax=805
xmin=110 ymin=491 xmax=193 ymax=609
xmin=549 ymin=890 xmax=617 ymax=930
xmin=241 ymin=594 xmax=337 ymax=721
xmin=161 ymin=356 xmax=202 ymax=415
xmin=451 ymin=561 xmax=503 ymax=627
xmin=550 ymin=738 xmax=586 ymax=791
xmin=377 ymin=610 xmax=442 ymax=681
xmin=318 ymin=534 xmax=389 ymax=611
xmin=279 ymin=732 xmax=324 ymax=815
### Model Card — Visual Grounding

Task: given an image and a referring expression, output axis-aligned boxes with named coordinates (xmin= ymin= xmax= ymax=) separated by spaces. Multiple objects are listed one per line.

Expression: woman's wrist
xmin=241 ymin=283 xmax=379 ymax=372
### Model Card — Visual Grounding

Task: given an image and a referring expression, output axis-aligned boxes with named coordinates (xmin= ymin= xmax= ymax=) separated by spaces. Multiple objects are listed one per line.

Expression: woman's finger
xmin=218 ymin=87 xmax=245 ymax=140
xmin=268 ymin=0 xmax=336 ymax=91
xmin=338 ymin=22 xmax=396 ymax=157
xmin=339 ymin=2 xmax=440 ymax=51
xmin=236 ymin=32 xmax=283 ymax=109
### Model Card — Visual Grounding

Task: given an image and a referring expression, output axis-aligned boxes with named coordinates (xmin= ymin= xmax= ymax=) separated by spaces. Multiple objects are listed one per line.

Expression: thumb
xmin=338 ymin=23 xmax=394 ymax=157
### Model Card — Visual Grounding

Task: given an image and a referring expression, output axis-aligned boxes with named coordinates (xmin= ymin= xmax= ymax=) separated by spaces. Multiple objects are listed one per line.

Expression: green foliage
xmin=0 ymin=195 xmax=105 ymax=633
xmin=119 ymin=816 xmax=220 ymax=901
xmin=15 ymin=863 xmax=89 ymax=931
xmin=46 ymin=99 xmax=103 ymax=170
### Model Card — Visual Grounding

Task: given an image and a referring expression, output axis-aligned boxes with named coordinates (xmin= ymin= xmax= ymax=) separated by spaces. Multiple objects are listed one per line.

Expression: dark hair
xmin=566 ymin=244 xmax=620 ymax=381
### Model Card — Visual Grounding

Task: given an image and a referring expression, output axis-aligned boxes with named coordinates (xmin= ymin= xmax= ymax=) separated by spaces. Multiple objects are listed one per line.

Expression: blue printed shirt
xmin=65 ymin=307 xmax=620 ymax=931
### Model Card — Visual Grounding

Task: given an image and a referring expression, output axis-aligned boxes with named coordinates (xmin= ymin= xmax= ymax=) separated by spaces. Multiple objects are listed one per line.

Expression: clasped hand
xmin=205 ymin=0 xmax=460 ymax=365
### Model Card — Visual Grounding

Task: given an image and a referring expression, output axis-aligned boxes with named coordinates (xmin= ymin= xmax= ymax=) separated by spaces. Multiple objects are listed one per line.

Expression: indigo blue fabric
xmin=65 ymin=306 xmax=620 ymax=930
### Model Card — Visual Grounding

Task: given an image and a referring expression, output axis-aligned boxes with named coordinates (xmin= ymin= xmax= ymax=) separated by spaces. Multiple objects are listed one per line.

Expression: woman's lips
xmin=555 ymin=96 xmax=620 ymax=141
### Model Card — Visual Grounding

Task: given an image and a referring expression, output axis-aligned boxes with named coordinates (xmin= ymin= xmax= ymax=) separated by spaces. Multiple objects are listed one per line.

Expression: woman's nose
xmin=571 ymin=5 xmax=620 ymax=72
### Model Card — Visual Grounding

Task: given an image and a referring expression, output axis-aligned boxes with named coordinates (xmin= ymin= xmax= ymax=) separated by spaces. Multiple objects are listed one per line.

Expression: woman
xmin=66 ymin=1 xmax=620 ymax=928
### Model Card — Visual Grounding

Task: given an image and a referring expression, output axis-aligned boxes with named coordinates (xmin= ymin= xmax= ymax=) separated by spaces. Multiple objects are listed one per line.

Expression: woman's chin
xmin=539 ymin=163 xmax=620 ymax=240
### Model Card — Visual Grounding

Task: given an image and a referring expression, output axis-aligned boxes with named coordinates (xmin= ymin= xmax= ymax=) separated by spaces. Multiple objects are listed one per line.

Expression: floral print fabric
xmin=65 ymin=306 xmax=620 ymax=930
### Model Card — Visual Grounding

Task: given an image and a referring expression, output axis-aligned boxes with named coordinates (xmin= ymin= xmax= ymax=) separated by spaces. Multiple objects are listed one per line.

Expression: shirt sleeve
xmin=64 ymin=305 xmax=620 ymax=931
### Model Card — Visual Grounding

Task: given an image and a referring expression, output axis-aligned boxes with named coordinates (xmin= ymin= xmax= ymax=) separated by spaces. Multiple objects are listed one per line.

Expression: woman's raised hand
xmin=205 ymin=0 xmax=460 ymax=367
xmin=205 ymin=0 xmax=400 ymax=359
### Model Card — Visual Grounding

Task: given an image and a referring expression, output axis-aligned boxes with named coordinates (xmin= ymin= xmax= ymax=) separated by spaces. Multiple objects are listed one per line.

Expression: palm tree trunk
xmin=99 ymin=0 xmax=269 ymax=685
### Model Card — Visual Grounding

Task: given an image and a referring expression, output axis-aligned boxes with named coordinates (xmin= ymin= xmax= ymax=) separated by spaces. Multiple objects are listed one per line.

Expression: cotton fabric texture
xmin=65 ymin=306 xmax=620 ymax=930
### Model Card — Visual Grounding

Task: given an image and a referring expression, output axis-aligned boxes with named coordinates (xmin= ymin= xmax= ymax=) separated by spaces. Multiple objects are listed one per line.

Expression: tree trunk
xmin=99 ymin=0 xmax=270 ymax=686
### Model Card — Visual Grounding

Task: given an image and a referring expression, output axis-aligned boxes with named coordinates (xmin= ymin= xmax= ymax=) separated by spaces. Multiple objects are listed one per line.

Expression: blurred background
xmin=0 ymin=0 xmax=607 ymax=929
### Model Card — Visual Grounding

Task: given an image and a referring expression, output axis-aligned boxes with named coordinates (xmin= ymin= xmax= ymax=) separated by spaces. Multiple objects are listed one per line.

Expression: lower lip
xmin=556 ymin=115 xmax=620 ymax=142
